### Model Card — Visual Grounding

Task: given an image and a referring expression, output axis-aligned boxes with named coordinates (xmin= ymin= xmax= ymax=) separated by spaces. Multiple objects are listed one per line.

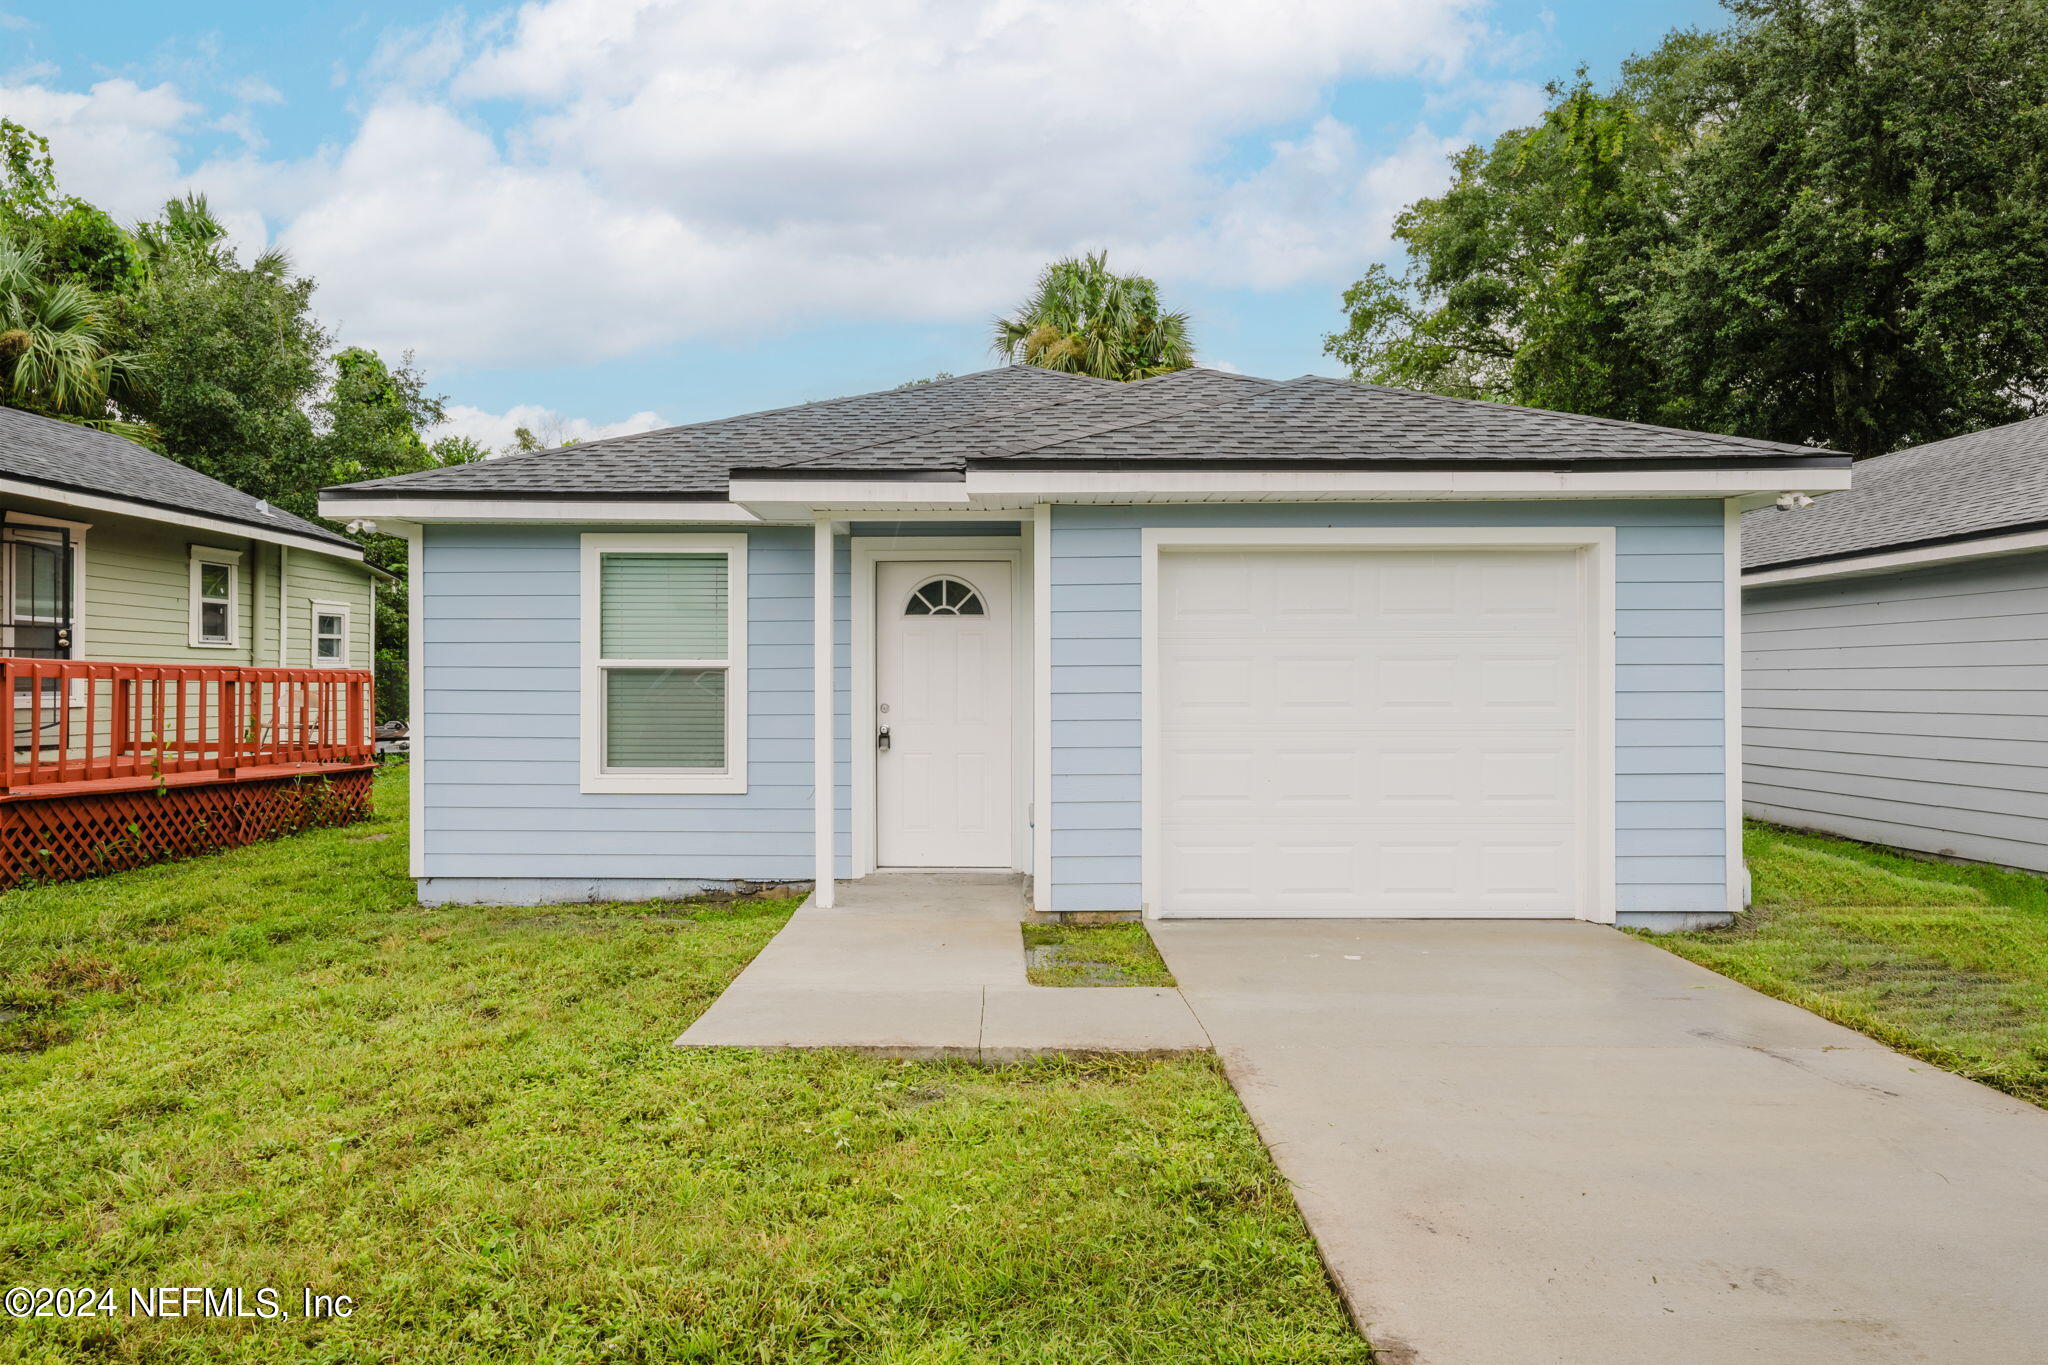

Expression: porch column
xmin=812 ymin=515 xmax=836 ymax=908
xmin=1032 ymin=503 xmax=1054 ymax=906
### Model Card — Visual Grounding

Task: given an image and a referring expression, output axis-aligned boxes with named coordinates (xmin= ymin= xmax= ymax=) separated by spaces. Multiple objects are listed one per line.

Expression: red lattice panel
xmin=0 ymin=768 xmax=373 ymax=889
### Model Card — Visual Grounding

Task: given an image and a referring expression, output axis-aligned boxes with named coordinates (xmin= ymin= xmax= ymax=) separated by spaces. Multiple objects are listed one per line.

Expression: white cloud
xmin=0 ymin=78 xmax=200 ymax=221
xmin=433 ymin=402 xmax=667 ymax=453
xmin=11 ymin=0 xmax=1527 ymax=380
xmin=230 ymin=76 xmax=284 ymax=106
xmin=267 ymin=0 xmax=1501 ymax=366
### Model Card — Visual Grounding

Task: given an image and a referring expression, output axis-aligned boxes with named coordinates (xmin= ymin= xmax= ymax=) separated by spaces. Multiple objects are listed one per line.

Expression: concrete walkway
xmin=1152 ymin=919 xmax=2048 ymax=1365
xmin=675 ymin=873 xmax=1207 ymax=1060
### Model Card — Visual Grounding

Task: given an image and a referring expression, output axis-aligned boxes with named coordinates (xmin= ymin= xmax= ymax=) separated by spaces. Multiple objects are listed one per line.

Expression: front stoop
xmin=674 ymin=873 xmax=1210 ymax=1061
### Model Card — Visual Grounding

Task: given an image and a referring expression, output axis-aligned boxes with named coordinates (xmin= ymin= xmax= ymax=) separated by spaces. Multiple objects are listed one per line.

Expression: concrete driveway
xmin=1151 ymin=920 xmax=2048 ymax=1365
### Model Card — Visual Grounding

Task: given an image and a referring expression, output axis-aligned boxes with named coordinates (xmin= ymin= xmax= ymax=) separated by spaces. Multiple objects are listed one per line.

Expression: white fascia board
xmin=963 ymin=466 xmax=1853 ymax=502
xmin=2 ymin=476 xmax=364 ymax=561
xmin=317 ymin=494 xmax=772 ymax=525
xmin=326 ymin=466 xmax=1855 ymax=524
xmin=726 ymin=479 xmax=972 ymax=517
xmin=1743 ymin=525 xmax=2048 ymax=587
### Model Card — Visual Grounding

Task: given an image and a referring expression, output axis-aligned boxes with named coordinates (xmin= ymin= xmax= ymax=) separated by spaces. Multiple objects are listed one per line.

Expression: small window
xmin=904 ymin=576 xmax=985 ymax=616
xmin=311 ymin=603 xmax=349 ymax=667
xmin=581 ymin=534 xmax=748 ymax=795
xmin=189 ymin=547 xmax=243 ymax=648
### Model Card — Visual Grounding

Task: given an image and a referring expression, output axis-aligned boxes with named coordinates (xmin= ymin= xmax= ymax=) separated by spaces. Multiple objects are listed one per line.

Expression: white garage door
xmin=1156 ymin=547 xmax=1587 ymax=917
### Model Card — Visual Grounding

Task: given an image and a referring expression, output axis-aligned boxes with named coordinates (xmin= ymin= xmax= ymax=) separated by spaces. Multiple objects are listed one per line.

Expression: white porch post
xmin=1723 ymin=497 xmax=1744 ymax=916
xmin=813 ymin=515 xmax=836 ymax=907
xmin=1032 ymin=503 xmax=1053 ymax=907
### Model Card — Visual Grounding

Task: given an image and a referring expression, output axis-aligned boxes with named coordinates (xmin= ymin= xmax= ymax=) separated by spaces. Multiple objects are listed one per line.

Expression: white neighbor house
xmin=1743 ymin=413 xmax=2048 ymax=873
xmin=321 ymin=366 xmax=1851 ymax=927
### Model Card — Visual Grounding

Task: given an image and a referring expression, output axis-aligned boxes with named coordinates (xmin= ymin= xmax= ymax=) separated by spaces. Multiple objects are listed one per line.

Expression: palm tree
xmin=991 ymin=251 xmax=1194 ymax=381
xmin=0 ymin=236 xmax=147 ymax=436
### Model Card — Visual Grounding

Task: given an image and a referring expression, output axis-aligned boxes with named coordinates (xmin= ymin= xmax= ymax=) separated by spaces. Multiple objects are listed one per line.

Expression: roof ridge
xmin=1866 ymin=410 xmax=2048 ymax=464
xmin=974 ymin=373 xmax=1281 ymax=459
xmin=753 ymin=368 xmax=1240 ymax=472
xmin=1317 ymin=377 xmax=1836 ymax=458
xmin=965 ymin=373 xmax=1414 ymax=460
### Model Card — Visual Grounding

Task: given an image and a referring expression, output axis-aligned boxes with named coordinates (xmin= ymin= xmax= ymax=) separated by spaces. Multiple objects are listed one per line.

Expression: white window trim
xmin=188 ymin=545 xmax=244 ymax=649
xmin=310 ymin=599 xmax=351 ymax=668
xmin=580 ymin=532 xmax=748 ymax=795
xmin=1136 ymin=525 xmax=1619 ymax=924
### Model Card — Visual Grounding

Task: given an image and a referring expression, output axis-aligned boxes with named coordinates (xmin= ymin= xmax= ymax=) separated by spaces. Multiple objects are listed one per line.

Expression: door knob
xmin=877 ymin=725 xmax=891 ymax=752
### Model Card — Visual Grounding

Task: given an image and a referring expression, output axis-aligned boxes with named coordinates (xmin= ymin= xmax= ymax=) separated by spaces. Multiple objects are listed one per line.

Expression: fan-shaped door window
xmin=904 ymin=576 xmax=985 ymax=616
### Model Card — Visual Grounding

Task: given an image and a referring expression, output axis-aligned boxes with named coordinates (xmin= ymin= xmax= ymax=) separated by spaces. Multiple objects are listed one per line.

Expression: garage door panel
xmin=1160 ymin=821 xmax=1580 ymax=915
xmin=1162 ymin=639 xmax=1578 ymax=727
xmin=1161 ymin=730 xmax=1577 ymax=824
xmin=1156 ymin=547 xmax=1586 ymax=917
xmin=1160 ymin=553 xmax=1257 ymax=625
xmin=1475 ymin=552 xmax=1581 ymax=621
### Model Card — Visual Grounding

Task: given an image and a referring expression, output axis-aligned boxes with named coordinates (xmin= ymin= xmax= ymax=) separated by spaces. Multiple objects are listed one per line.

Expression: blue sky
xmin=2 ymin=0 xmax=1726 ymax=446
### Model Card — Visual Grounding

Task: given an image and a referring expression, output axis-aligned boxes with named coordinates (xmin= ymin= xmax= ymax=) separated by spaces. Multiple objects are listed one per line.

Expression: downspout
xmin=1724 ymin=497 xmax=1747 ymax=915
xmin=276 ymin=545 xmax=289 ymax=666
xmin=251 ymin=540 xmax=268 ymax=664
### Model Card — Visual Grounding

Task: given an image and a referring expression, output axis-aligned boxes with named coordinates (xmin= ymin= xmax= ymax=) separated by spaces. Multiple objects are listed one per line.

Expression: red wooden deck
xmin=2 ymin=660 xmax=376 ymax=886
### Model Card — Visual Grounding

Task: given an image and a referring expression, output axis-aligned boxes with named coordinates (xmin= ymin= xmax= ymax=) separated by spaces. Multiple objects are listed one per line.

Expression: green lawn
xmin=0 ymin=767 xmax=1367 ymax=1364
xmin=1647 ymin=821 xmax=2048 ymax=1105
xmin=1021 ymin=923 xmax=1176 ymax=988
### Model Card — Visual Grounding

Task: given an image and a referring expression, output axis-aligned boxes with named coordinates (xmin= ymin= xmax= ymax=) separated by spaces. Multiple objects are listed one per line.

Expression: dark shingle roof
xmin=339 ymin=366 xmax=1099 ymax=496
xmin=332 ymin=365 xmax=1839 ymax=501
xmin=971 ymin=376 xmax=1830 ymax=466
xmin=0 ymin=406 xmax=356 ymax=550
xmin=1744 ymin=414 xmax=2048 ymax=571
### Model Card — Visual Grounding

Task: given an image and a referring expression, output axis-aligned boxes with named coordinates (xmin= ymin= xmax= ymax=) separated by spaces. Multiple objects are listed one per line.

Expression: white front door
xmin=876 ymin=559 xmax=1014 ymax=868
xmin=1157 ymin=547 xmax=1587 ymax=916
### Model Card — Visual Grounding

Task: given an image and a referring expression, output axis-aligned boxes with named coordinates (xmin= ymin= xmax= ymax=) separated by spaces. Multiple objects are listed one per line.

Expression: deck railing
xmin=2 ymin=660 xmax=374 ymax=797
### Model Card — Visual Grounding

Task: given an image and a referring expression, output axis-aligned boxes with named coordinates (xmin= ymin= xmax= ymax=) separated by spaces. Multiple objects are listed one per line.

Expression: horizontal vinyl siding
xmin=80 ymin=515 xmax=256 ymax=664
xmin=28 ymin=498 xmax=370 ymax=670
xmin=419 ymin=523 xmax=825 ymax=883
xmin=284 ymin=551 xmax=376 ymax=671
xmin=1743 ymin=552 xmax=2048 ymax=873
xmin=1047 ymin=501 xmax=1729 ymax=916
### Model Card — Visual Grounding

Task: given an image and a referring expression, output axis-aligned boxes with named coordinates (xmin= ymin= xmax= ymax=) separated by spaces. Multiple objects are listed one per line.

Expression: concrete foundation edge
xmin=1616 ymin=910 xmax=1736 ymax=932
xmin=417 ymin=877 xmax=813 ymax=907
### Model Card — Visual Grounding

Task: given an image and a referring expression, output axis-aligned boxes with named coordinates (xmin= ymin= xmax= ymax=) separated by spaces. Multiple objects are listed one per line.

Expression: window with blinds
xmin=587 ymin=543 xmax=743 ymax=784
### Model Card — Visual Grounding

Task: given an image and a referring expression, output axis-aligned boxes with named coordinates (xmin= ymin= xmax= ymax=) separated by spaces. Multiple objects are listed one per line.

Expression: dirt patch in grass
xmin=1023 ymin=922 xmax=1177 ymax=987
xmin=1645 ymin=821 xmax=2048 ymax=1105
xmin=31 ymin=952 xmax=139 ymax=995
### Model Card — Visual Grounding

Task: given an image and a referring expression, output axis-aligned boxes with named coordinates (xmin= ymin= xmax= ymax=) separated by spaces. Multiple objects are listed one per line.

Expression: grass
xmin=0 ymin=767 xmax=1368 ymax=1364
xmin=1645 ymin=820 xmax=2048 ymax=1105
xmin=1021 ymin=923 xmax=1177 ymax=988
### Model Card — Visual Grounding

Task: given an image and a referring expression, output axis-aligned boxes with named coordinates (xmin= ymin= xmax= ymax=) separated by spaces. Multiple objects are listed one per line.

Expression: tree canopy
xmin=992 ymin=252 xmax=1194 ymax=381
xmin=0 ymin=121 xmax=490 ymax=718
xmin=1326 ymin=0 xmax=2048 ymax=457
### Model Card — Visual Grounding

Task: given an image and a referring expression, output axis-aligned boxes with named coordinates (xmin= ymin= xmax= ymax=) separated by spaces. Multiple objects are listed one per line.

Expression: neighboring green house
xmin=0 ymin=406 xmax=380 ymax=672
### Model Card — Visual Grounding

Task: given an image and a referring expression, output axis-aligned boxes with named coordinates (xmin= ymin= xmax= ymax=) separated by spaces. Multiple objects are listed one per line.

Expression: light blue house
xmin=321 ymin=366 xmax=1850 ymax=928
